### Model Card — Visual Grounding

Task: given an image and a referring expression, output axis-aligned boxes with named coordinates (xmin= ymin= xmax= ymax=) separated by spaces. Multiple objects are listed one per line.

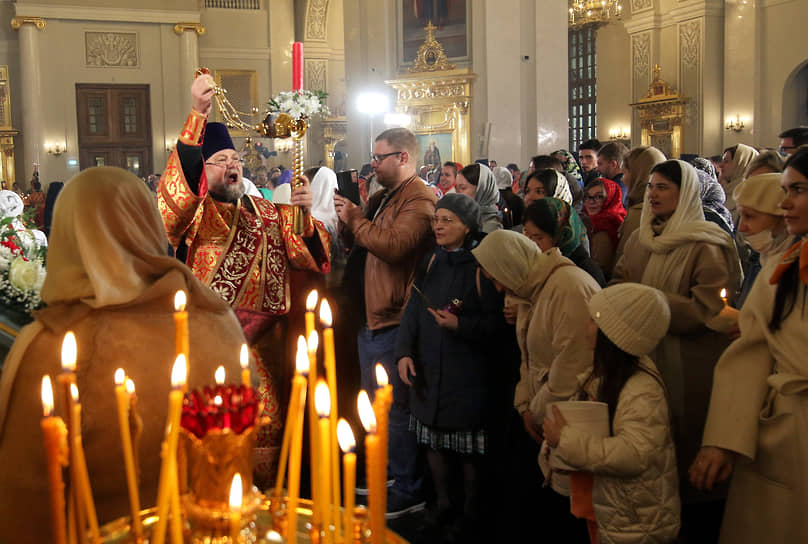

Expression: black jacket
xmin=395 ymin=246 xmax=507 ymax=430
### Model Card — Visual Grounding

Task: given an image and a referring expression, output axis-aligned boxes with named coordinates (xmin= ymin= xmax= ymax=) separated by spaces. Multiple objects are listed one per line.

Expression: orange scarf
xmin=769 ymin=236 xmax=808 ymax=287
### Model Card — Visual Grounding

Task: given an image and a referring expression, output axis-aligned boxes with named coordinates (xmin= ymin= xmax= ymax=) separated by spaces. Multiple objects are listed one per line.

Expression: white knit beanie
xmin=588 ymin=283 xmax=671 ymax=356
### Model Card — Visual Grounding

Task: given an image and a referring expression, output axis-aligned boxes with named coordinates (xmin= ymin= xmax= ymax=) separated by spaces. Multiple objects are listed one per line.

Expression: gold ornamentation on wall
xmin=10 ymin=16 xmax=46 ymax=31
xmin=387 ymin=71 xmax=475 ymax=167
xmin=173 ymin=23 xmax=206 ymax=36
xmin=0 ymin=66 xmax=18 ymax=187
xmin=408 ymin=22 xmax=456 ymax=73
xmin=322 ymin=117 xmax=346 ymax=170
xmin=630 ymin=65 xmax=688 ymax=158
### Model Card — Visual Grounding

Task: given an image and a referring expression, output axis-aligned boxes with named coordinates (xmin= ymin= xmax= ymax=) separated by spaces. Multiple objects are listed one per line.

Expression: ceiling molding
xmin=14 ymin=4 xmax=200 ymax=24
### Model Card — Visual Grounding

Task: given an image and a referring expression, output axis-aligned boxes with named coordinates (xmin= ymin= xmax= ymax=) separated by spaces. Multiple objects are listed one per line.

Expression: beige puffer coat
xmin=553 ymin=360 xmax=681 ymax=543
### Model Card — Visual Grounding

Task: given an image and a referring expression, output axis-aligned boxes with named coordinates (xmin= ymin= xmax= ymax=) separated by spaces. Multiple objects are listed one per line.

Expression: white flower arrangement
xmin=0 ymin=215 xmax=47 ymax=314
xmin=267 ymin=90 xmax=330 ymax=120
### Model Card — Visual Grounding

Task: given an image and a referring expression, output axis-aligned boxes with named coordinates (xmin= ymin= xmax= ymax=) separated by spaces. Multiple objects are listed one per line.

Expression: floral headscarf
xmin=553 ymin=149 xmax=583 ymax=186
xmin=690 ymin=157 xmax=719 ymax=183
xmin=695 ymin=169 xmax=733 ymax=234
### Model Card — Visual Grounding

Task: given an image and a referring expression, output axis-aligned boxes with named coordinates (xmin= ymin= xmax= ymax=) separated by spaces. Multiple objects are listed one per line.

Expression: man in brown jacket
xmin=335 ymin=127 xmax=436 ymax=517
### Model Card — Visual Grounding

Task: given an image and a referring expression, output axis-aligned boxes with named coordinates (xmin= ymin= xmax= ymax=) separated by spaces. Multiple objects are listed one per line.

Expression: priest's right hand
xmin=191 ymin=73 xmax=215 ymax=117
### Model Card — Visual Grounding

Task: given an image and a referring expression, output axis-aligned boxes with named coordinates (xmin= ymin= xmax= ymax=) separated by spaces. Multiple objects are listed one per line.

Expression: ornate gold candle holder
xmin=180 ymin=421 xmax=267 ymax=541
xmin=257 ymin=113 xmax=309 ymax=235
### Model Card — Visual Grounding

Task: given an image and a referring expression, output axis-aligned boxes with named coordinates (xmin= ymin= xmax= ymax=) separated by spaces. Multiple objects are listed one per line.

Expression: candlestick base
xmin=98 ymin=499 xmax=405 ymax=544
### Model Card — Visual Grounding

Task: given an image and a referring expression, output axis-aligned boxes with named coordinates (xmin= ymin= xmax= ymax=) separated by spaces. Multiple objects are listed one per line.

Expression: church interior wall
xmin=0 ymin=0 xmax=804 ymax=186
xmin=595 ymin=20 xmax=632 ymax=147
xmin=755 ymin=0 xmax=808 ymax=148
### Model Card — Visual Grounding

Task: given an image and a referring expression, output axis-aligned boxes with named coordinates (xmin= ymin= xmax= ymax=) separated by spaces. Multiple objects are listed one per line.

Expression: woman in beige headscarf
xmin=719 ymin=143 xmax=759 ymax=216
xmin=615 ymin=146 xmax=666 ymax=261
xmin=611 ymin=159 xmax=742 ymax=541
xmin=0 ymin=167 xmax=246 ymax=542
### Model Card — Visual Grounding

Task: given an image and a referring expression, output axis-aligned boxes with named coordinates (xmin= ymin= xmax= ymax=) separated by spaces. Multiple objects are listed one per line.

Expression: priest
xmin=158 ymin=72 xmax=330 ymax=486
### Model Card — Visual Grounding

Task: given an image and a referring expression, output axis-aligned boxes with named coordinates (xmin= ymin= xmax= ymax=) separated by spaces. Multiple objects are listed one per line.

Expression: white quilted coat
xmin=553 ymin=359 xmax=681 ymax=543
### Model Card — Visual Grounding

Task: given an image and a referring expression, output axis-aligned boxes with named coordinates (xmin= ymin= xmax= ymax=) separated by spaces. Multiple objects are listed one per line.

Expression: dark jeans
xmin=357 ymin=324 xmax=423 ymax=500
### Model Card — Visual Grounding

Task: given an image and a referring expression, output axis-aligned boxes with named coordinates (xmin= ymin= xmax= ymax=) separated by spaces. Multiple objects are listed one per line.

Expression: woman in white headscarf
xmin=306 ymin=166 xmax=339 ymax=237
xmin=0 ymin=167 xmax=246 ymax=542
xmin=611 ymin=159 xmax=742 ymax=541
xmin=455 ymin=163 xmax=502 ymax=233
xmin=719 ymin=143 xmax=759 ymax=216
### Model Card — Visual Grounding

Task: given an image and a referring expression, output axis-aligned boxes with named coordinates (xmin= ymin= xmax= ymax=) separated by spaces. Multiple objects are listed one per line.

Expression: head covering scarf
xmin=696 ymin=169 xmax=734 ymax=234
xmin=638 ymin=160 xmax=741 ymax=294
xmin=690 ymin=157 xmax=719 ymax=183
xmin=553 ymin=149 xmax=583 ymax=186
xmin=725 ymin=143 xmax=759 ymax=213
xmin=310 ymin=166 xmax=339 ymax=235
xmin=277 ymin=169 xmax=293 ymax=186
xmin=627 ymin=147 xmax=666 ymax=206
xmin=550 ymin=170 xmax=574 ymax=205
xmin=0 ymin=166 xmax=230 ymax=431
xmin=529 ymin=197 xmax=587 ymax=258
xmin=472 ymin=229 xmax=542 ymax=301
xmin=473 ymin=164 xmax=502 ymax=233
xmin=493 ymin=166 xmax=514 ymax=190
xmin=585 ymin=178 xmax=627 ymax=248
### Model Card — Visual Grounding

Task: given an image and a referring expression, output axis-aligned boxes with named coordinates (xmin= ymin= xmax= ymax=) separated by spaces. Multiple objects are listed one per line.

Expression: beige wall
xmin=595 ymin=21 xmax=632 ymax=147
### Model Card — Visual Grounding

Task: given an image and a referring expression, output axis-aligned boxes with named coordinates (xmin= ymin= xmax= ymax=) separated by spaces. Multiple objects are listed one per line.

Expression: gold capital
xmin=173 ymin=22 xmax=205 ymax=36
xmin=11 ymin=16 xmax=46 ymax=31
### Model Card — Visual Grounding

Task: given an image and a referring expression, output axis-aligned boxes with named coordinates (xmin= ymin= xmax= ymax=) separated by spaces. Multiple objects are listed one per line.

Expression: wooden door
xmin=76 ymin=84 xmax=152 ymax=177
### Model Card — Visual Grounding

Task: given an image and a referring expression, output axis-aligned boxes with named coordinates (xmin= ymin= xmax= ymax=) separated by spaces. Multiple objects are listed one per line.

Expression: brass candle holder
xmin=256 ymin=113 xmax=309 ymax=235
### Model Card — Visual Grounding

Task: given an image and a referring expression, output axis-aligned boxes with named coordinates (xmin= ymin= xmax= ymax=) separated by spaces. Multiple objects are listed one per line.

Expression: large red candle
xmin=293 ymin=42 xmax=304 ymax=91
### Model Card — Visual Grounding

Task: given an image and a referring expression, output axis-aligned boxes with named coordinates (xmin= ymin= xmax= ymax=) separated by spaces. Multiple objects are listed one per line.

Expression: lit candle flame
xmin=337 ymin=418 xmax=355 ymax=453
xmin=720 ymin=288 xmax=727 ymax=300
xmin=41 ymin=375 xmax=54 ymax=417
xmin=125 ymin=378 xmax=135 ymax=395
xmin=171 ymin=355 xmax=187 ymax=389
xmin=296 ymin=336 xmax=310 ymax=374
xmin=229 ymin=473 xmax=243 ymax=510
xmin=240 ymin=344 xmax=249 ymax=370
xmin=114 ymin=368 xmax=126 ymax=387
xmin=215 ymin=365 xmax=226 ymax=385
xmin=320 ymin=299 xmax=333 ymax=327
xmin=174 ymin=290 xmax=187 ymax=312
xmin=214 ymin=395 xmax=223 ymax=407
xmin=375 ymin=364 xmax=389 ymax=388
xmin=61 ymin=332 xmax=77 ymax=372
xmin=357 ymin=390 xmax=376 ymax=433
xmin=70 ymin=383 xmax=79 ymax=403
xmin=307 ymin=330 xmax=319 ymax=353
xmin=305 ymin=290 xmax=319 ymax=312
xmin=315 ymin=380 xmax=331 ymax=418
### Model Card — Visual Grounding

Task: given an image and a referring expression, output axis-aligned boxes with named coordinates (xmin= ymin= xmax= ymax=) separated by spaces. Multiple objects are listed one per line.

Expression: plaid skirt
xmin=409 ymin=415 xmax=487 ymax=455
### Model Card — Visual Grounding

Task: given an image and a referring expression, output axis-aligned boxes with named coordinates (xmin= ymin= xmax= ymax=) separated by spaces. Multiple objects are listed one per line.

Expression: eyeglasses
xmin=584 ymin=194 xmax=606 ymax=202
xmin=779 ymin=146 xmax=796 ymax=154
xmin=431 ymin=216 xmax=456 ymax=225
xmin=205 ymin=156 xmax=244 ymax=168
xmin=370 ymin=151 xmax=402 ymax=164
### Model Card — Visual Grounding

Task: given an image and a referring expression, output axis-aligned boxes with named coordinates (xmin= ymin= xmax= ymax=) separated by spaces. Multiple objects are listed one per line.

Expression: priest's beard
xmin=208 ymin=178 xmax=245 ymax=203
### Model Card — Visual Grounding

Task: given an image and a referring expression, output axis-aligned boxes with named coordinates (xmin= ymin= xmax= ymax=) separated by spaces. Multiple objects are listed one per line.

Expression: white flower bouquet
xmin=267 ymin=89 xmax=330 ymax=120
xmin=0 ymin=215 xmax=46 ymax=314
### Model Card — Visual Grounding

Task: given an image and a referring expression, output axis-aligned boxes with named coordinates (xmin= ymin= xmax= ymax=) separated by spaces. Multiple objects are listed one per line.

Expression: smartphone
xmin=336 ymin=169 xmax=361 ymax=206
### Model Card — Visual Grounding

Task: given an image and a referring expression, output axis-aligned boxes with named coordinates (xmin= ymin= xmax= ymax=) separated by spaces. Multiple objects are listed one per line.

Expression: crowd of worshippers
xmin=1 ymin=94 xmax=806 ymax=544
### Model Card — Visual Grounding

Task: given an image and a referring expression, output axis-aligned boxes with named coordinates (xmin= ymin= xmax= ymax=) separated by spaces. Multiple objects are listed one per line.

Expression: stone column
xmin=12 ymin=16 xmax=46 ymax=186
xmin=174 ymin=23 xmax=205 ymax=116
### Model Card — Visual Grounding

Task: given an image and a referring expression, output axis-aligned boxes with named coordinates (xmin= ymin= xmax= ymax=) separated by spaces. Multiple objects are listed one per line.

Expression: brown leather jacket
xmin=344 ymin=175 xmax=436 ymax=330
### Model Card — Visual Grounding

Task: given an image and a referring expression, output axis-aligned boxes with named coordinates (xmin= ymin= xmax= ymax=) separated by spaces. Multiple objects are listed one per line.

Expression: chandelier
xmin=568 ymin=0 xmax=622 ymax=29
